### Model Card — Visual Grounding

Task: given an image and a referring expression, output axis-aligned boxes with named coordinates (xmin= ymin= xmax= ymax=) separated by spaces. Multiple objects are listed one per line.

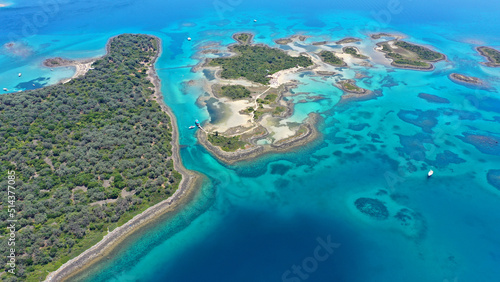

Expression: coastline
xmin=197 ymin=113 xmax=322 ymax=165
xmin=45 ymin=36 xmax=202 ymax=281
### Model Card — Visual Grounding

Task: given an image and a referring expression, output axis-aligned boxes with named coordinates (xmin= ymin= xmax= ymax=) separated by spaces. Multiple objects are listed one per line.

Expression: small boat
xmin=18 ymin=73 xmax=22 ymax=77
xmin=254 ymin=19 xmax=257 ymax=22
xmin=187 ymin=37 xmax=192 ymax=41
xmin=188 ymin=125 xmax=196 ymax=129
xmin=3 ymin=88 xmax=8 ymax=91
xmin=195 ymin=119 xmax=200 ymax=126
xmin=427 ymin=169 xmax=434 ymax=178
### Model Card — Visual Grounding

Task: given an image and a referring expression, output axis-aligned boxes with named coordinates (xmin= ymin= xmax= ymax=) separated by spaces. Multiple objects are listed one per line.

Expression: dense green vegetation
xmin=219 ymin=85 xmax=251 ymax=99
xmin=478 ymin=47 xmax=500 ymax=64
xmin=387 ymin=52 xmax=429 ymax=67
xmin=319 ymin=51 xmax=345 ymax=66
xmin=209 ymin=44 xmax=313 ymax=84
xmin=0 ymin=34 xmax=181 ymax=281
xmin=264 ymin=93 xmax=277 ymax=102
xmin=394 ymin=41 xmax=443 ymax=61
xmin=273 ymin=106 xmax=286 ymax=116
xmin=484 ymin=48 xmax=500 ymax=63
xmin=343 ymin=82 xmax=361 ymax=91
xmin=343 ymin=47 xmax=368 ymax=59
xmin=235 ymin=33 xmax=250 ymax=44
xmin=207 ymin=134 xmax=246 ymax=152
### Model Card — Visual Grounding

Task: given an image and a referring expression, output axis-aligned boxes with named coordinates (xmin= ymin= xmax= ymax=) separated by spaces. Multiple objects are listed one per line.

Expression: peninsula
xmin=0 ymin=34 xmax=198 ymax=281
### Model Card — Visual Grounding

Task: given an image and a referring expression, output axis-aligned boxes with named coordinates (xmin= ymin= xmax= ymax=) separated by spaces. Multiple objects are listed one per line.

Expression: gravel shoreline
xmin=45 ymin=35 xmax=201 ymax=282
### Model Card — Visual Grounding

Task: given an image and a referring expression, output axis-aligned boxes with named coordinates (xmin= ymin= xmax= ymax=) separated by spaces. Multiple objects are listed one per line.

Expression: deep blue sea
xmin=2 ymin=0 xmax=500 ymax=281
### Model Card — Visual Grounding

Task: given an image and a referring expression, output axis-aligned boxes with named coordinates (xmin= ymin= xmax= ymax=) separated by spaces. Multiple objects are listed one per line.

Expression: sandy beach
xmin=45 ymin=36 xmax=201 ymax=282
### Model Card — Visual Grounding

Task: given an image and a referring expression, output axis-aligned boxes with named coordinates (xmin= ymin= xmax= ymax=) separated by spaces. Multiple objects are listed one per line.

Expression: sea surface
xmin=1 ymin=0 xmax=500 ymax=281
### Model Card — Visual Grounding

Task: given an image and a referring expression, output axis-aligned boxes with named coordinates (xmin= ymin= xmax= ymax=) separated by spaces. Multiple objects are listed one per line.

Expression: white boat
xmin=254 ymin=19 xmax=257 ymax=22
xmin=3 ymin=88 xmax=8 ymax=91
xmin=18 ymin=73 xmax=22 ymax=77
xmin=187 ymin=37 xmax=191 ymax=41
xmin=427 ymin=169 xmax=434 ymax=177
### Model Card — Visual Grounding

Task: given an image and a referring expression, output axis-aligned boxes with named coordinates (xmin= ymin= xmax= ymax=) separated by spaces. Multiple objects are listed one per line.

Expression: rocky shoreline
xmin=45 ymin=36 xmax=201 ymax=282
xmin=476 ymin=46 xmax=500 ymax=67
xmin=197 ymin=113 xmax=321 ymax=164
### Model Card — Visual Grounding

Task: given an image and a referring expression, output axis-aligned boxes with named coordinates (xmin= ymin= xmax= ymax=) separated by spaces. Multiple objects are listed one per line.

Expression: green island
xmin=218 ymin=85 xmax=252 ymax=99
xmin=318 ymin=50 xmax=346 ymax=66
xmin=376 ymin=40 xmax=445 ymax=70
xmin=343 ymin=47 xmax=368 ymax=59
xmin=233 ymin=32 xmax=252 ymax=45
xmin=0 ymin=34 xmax=182 ymax=281
xmin=449 ymin=73 xmax=484 ymax=85
xmin=338 ymin=79 xmax=367 ymax=94
xmin=208 ymin=44 xmax=313 ymax=84
xmin=275 ymin=38 xmax=293 ymax=45
xmin=336 ymin=37 xmax=361 ymax=44
xmin=477 ymin=46 xmax=500 ymax=67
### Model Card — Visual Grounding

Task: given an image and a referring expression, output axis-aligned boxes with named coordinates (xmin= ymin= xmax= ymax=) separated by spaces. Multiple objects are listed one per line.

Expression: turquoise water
xmin=2 ymin=0 xmax=500 ymax=281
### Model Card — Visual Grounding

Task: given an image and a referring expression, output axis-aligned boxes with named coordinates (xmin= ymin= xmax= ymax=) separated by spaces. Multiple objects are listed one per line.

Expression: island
xmin=194 ymin=33 xmax=326 ymax=163
xmin=449 ymin=73 xmax=484 ymax=86
xmin=376 ymin=40 xmax=445 ymax=70
xmin=336 ymin=79 xmax=376 ymax=104
xmin=0 ymin=34 xmax=198 ymax=281
xmin=336 ymin=37 xmax=361 ymax=44
xmin=342 ymin=46 xmax=368 ymax=59
xmin=476 ymin=46 xmax=500 ymax=67
xmin=318 ymin=50 xmax=346 ymax=67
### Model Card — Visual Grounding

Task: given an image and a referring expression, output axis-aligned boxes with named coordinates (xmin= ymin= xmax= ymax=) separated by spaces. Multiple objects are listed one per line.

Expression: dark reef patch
xmin=397 ymin=109 xmax=439 ymax=133
xmin=457 ymin=132 xmax=500 ymax=156
xmin=380 ymin=74 xmax=399 ymax=88
xmin=273 ymin=178 xmax=290 ymax=189
xmin=442 ymin=109 xmax=481 ymax=120
xmin=304 ymin=18 xmax=326 ymax=28
xmin=348 ymin=123 xmax=370 ymax=131
xmin=355 ymin=198 xmax=389 ymax=220
xmin=466 ymin=96 xmax=500 ymax=114
xmin=486 ymin=170 xmax=500 ymax=190
xmin=429 ymin=150 xmax=466 ymax=168
xmin=269 ymin=163 xmax=292 ymax=175
xmin=418 ymin=93 xmax=450 ymax=104
xmin=396 ymin=133 xmax=434 ymax=161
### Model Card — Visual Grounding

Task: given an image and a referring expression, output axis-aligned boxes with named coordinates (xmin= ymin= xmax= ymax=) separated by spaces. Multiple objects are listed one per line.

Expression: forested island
xmin=477 ymin=46 xmax=500 ymax=67
xmin=376 ymin=40 xmax=445 ymax=70
xmin=343 ymin=47 xmax=368 ymax=59
xmin=318 ymin=50 xmax=346 ymax=66
xmin=208 ymin=43 xmax=312 ymax=84
xmin=0 ymin=34 xmax=187 ymax=281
